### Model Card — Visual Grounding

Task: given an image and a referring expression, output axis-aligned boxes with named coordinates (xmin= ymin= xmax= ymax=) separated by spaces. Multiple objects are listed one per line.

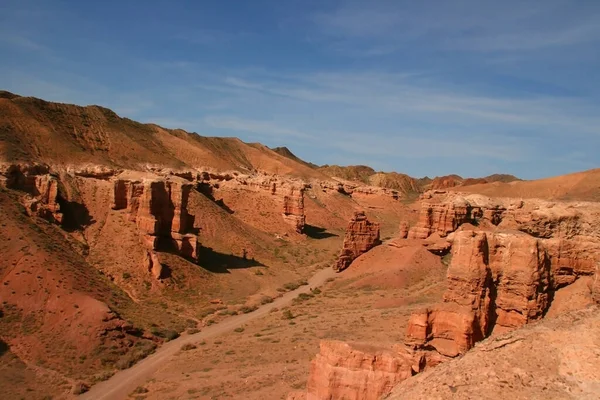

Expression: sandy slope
xmin=81 ymin=267 xmax=337 ymax=400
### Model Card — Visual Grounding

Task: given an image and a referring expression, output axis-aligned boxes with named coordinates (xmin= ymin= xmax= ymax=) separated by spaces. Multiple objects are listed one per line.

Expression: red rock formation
xmin=407 ymin=198 xmax=472 ymax=239
xmin=112 ymin=177 xmax=199 ymax=274
xmin=143 ymin=250 xmax=163 ymax=280
xmin=406 ymin=230 xmax=552 ymax=356
xmin=398 ymin=221 xmax=409 ymax=239
xmin=283 ymin=186 xmax=306 ymax=233
xmin=334 ymin=211 xmax=381 ymax=272
xmin=305 ymin=341 xmax=421 ymax=400
xmin=1 ymin=164 xmax=62 ymax=222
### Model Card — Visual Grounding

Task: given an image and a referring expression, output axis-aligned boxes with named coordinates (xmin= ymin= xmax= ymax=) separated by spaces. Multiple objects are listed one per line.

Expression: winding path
xmin=81 ymin=267 xmax=337 ymax=400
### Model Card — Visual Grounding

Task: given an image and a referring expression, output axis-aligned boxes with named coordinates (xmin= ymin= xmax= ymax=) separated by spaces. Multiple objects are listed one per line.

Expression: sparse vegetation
xmin=180 ymin=343 xmax=197 ymax=351
xmin=234 ymin=326 xmax=245 ymax=333
xmin=114 ymin=341 xmax=157 ymax=370
xmin=240 ymin=305 xmax=258 ymax=314
xmin=282 ymin=309 xmax=295 ymax=320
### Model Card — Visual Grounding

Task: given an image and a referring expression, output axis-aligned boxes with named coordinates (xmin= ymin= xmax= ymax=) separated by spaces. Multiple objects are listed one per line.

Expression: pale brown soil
xmin=81 ymin=241 xmax=446 ymax=400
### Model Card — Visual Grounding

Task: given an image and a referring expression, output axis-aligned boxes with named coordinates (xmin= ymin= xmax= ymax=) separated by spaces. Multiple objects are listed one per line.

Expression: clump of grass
xmin=150 ymin=327 xmax=179 ymax=341
xmin=234 ymin=326 xmax=245 ymax=333
xmin=132 ymin=386 xmax=149 ymax=394
xmin=180 ymin=343 xmax=197 ymax=351
xmin=297 ymin=292 xmax=314 ymax=301
xmin=283 ymin=282 xmax=300 ymax=291
xmin=260 ymin=296 xmax=274 ymax=305
xmin=282 ymin=309 xmax=295 ymax=320
xmin=240 ymin=305 xmax=258 ymax=314
xmin=115 ymin=341 xmax=157 ymax=370
xmin=187 ymin=328 xmax=200 ymax=334
xmin=311 ymin=287 xmax=322 ymax=295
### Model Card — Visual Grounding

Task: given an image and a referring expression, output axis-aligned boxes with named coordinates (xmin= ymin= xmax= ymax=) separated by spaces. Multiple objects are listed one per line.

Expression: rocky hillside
xmin=0 ymin=91 xmax=326 ymax=180
xmin=389 ymin=306 xmax=600 ymax=399
xmin=291 ymin=189 xmax=600 ymax=399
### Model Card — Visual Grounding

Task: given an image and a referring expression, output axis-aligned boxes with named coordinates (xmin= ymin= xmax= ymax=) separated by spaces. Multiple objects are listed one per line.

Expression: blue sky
xmin=1 ymin=0 xmax=600 ymax=179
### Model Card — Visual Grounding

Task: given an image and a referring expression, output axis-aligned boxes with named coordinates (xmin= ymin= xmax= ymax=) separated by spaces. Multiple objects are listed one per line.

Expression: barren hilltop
xmin=1 ymin=92 xmax=599 ymax=400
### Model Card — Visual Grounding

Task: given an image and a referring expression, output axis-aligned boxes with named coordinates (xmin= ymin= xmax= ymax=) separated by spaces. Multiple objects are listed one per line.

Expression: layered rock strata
xmin=112 ymin=177 xmax=199 ymax=277
xmin=283 ymin=186 xmax=306 ymax=233
xmin=304 ymin=341 xmax=423 ymax=400
xmin=405 ymin=230 xmax=552 ymax=357
xmin=333 ymin=211 xmax=381 ymax=272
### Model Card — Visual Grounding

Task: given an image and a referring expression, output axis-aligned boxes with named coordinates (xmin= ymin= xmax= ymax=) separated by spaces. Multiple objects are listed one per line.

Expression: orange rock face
xmin=406 ymin=230 xmax=552 ymax=357
xmin=112 ymin=177 xmax=199 ymax=276
xmin=398 ymin=221 xmax=409 ymax=239
xmin=1 ymin=164 xmax=62 ymax=223
xmin=407 ymin=198 xmax=474 ymax=239
xmin=334 ymin=211 xmax=381 ymax=272
xmin=282 ymin=186 xmax=305 ymax=233
xmin=305 ymin=341 xmax=420 ymax=400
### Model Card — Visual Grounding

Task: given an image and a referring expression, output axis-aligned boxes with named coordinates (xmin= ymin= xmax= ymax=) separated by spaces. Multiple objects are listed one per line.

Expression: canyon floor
xmin=91 ymin=242 xmax=447 ymax=400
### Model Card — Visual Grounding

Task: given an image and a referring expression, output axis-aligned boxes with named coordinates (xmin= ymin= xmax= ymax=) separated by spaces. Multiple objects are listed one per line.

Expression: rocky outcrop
xmin=143 ymin=250 xmax=163 ymax=280
xmin=407 ymin=197 xmax=475 ymax=239
xmin=283 ymin=186 xmax=305 ymax=233
xmin=406 ymin=230 xmax=552 ymax=357
xmin=333 ymin=211 xmax=381 ymax=272
xmin=304 ymin=341 xmax=423 ymax=400
xmin=0 ymin=163 xmax=62 ymax=223
xmin=398 ymin=221 xmax=409 ymax=239
xmin=389 ymin=307 xmax=600 ymax=400
xmin=112 ymin=176 xmax=199 ymax=276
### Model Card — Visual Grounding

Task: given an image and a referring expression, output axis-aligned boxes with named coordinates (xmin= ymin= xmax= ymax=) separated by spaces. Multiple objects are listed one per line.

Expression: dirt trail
xmin=80 ymin=267 xmax=337 ymax=400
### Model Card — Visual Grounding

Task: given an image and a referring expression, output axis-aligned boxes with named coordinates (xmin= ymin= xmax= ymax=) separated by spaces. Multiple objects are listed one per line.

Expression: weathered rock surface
xmin=0 ymin=163 xmax=62 ymax=222
xmin=112 ymin=176 xmax=198 ymax=277
xmin=398 ymin=221 xmax=409 ymax=239
xmin=407 ymin=196 xmax=476 ymax=239
xmin=333 ymin=211 xmax=381 ymax=272
xmin=390 ymin=307 xmax=600 ymax=400
xmin=304 ymin=341 xmax=421 ymax=400
xmin=406 ymin=229 xmax=553 ymax=357
xmin=283 ymin=186 xmax=306 ymax=233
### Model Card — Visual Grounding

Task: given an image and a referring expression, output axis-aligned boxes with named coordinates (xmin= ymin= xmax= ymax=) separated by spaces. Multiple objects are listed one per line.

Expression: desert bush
xmin=297 ymin=292 xmax=313 ymax=301
xmin=311 ymin=287 xmax=322 ymax=295
xmin=149 ymin=327 xmax=179 ymax=341
xmin=115 ymin=341 xmax=157 ymax=370
xmin=282 ymin=309 xmax=295 ymax=320
xmin=234 ymin=326 xmax=245 ymax=333
xmin=260 ymin=296 xmax=274 ymax=305
xmin=132 ymin=386 xmax=149 ymax=394
xmin=283 ymin=282 xmax=300 ymax=291
xmin=240 ymin=305 xmax=258 ymax=314
xmin=180 ymin=343 xmax=197 ymax=351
